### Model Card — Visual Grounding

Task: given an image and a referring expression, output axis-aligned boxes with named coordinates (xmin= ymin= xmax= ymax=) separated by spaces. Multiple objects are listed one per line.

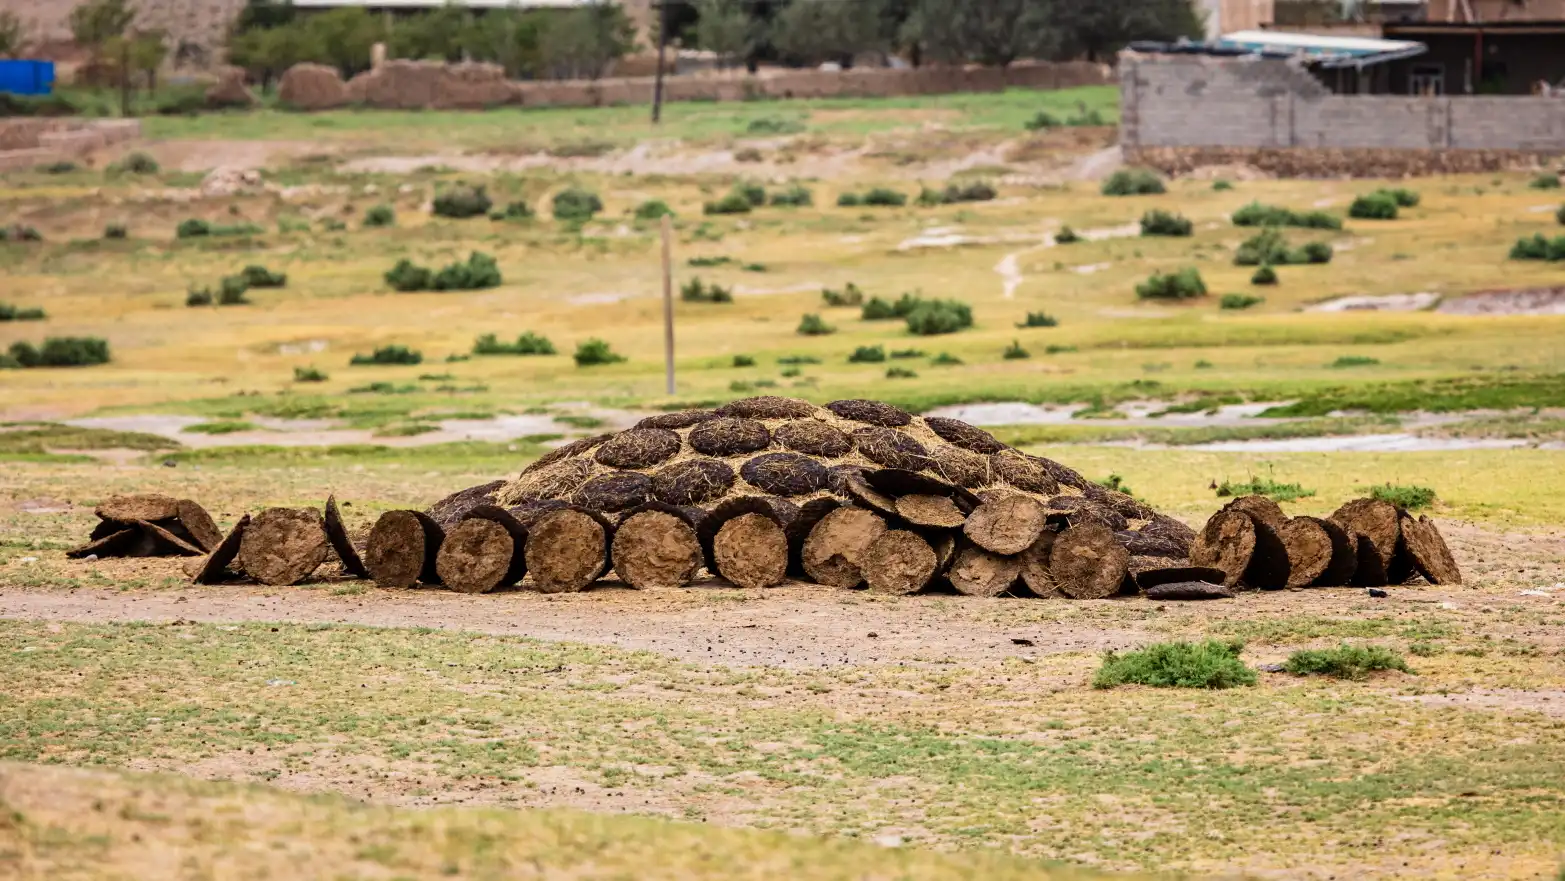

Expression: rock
xmin=1368 ymin=587 xmax=1388 ymax=598
xmin=206 ymin=65 xmax=258 ymax=108
xmin=1142 ymin=580 xmax=1235 ymax=601
xmin=200 ymin=167 xmax=263 ymax=198
xmin=279 ymin=63 xmax=350 ymax=110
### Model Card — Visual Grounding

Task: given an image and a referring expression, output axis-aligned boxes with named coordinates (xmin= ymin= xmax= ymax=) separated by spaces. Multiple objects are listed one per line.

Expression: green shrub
xmin=680 ymin=277 xmax=733 ymax=303
xmin=931 ymin=352 xmax=963 ymax=365
xmin=1093 ymin=640 xmax=1256 ymax=689
xmin=1529 ymin=173 xmax=1561 ymax=190
xmin=890 ymin=348 xmax=924 ymax=359
xmin=1301 ymin=241 xmax=1333 ymax=264
xmin=861 ymin=188 xmax=907 ymax=207
xmin=905 ymin=299 xmax=973 ymax=335
xmin=769 ymin=184 xmax=813 ymax=207
xmin=1557 ymin=204 xmax=1565 ymax=226
xmin=1212 ymin=179 xmax=1233 ymax=191
xmin=821 ymin=282 xmax=864 ymax=307
xmin=112 ymin=152 xmax=160 ymax=175
xmin=293 ymin=366 xmax=328 ymax=382
xmin=920 ymin=181 xmax=997 ymax=206
xmin=1331 ymin=355 xmax=1380 ymax=367
xmin=688 ymin=256 xmax=732 ymax=267
xmin=552 ymin=187 xmax=603 ymax=222
xmin=1368 ymin=483 xmax=1436 ymax=509
xmin=384 ymin=259 xmax=434 ymax=292
xmin=1135 ymin=268 xmax=1207 ymax=300
xmin=1283 ymin=645 xmax=1410 ymax=680
xmin=848 ymin=345 xmax=886 ymax=363
xmin=732 ymin=354 xmax=756 ymax=367
xmin=278 ymin=217 xmax=311 ymax=234
xmin=0 ymin=224 xmax=42 ymax=242
xmin=1002 ymin=340 xmax=1030 ymax=360
xmin=1509 ymin=233 xmax=1565 ymax=261
xmin=473 ymin=332 xmax=556 ymax=356
xmin=796 ymin=313 xmax=834 ymax=335
xmin=705 ymin=192 xmax=752 ymax=215
xmin=777 ymin=354 xmax=821 ymax=365
xmin=1378 ymin=187 xmax=1420 ymax=207
xmin=1234 ymin=228 xmax=1292 ymax=266
xmin=861 ymin=297 xmax=898 ymax=320
xmin=835 ymin=192 xmax=861 ymax=207
xmin=185 ymin=287 xmax=213 ymax=307
xmin=886 ymin=366 xmax=918 ymax=379
xmin=1250 ymin=265 xmax=1278 ymax=285
xmin=176 ymin=218 xmax=212 ymax=239
xmin=7 ymin=336 xmax=111 ymax=368
xmin=240 ymin=264 xmax=286 ymax=288
xmin=633 ymin=199 xmax=673 ymax=220
xmin=40 ymin=160 xmax=78 ymax=174
xmin=1017 ymin=311 xmax=1058 ymax=328
xmin=1045 ymin=344 xmax=1078 ymax=354
xmin=746 ymin=116 xmax=805 ymax=134
xmin=218 ymin=276 xmax=251 ymax=304
xmin=496 ymin=201 xmax=534 ymax=221
xmin=431 ymin=252 xmax=502 ymax=291
xmin=350 ymin=345 xmax=422 ymax=366
xmin=1096 ymin=473 xmax=1134 ymax=496
xmin=736 ymin=182 xmax=767 ymax=206
xmin=0 ymin=303 xmax=46 ymax=322
xmin=1101 ymin=168 xmax=1165 ymax=196
xmin=103 ymin=223 xmax=127 ymax=239
xmin=1054 ymin=225 xmax=1080 ymax=244
xmin=363 ymin=204 xmax=395 ymax=228
xmin=1215 ymin=476 xmax=1314 ymax=502
xmin=1140 ymin=209 xmax=1192 ymax=237
xmin=1349 ymin=192 xmax=1399 ymax=220
xmin=573 ymin=338 xmax=625 ymax=366
xmin=1231 ymin=201 xmax=1342 ymax=230
xmin=432 ymin=185 xmax=493 ymax=219
xmin=1220 ymin=293 xmax=1263 ymax=310
xmin=1407 ymin=641 xmax=1444 ymax=657
xmin=1024 ymin=110 xmax=1063 ymax=130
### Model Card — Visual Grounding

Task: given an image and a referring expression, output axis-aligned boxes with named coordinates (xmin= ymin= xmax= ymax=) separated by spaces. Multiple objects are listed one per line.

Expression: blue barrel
xmin=0 ymin=60 xmax=57 ymax=96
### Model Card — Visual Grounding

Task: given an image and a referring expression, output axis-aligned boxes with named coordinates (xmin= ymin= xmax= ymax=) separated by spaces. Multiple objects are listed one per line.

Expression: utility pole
xmin=651 ymin=0 xmax=670 ymax=123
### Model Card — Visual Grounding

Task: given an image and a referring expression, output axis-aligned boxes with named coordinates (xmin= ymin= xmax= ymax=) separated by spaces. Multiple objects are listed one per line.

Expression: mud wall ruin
xmin=1119 ymin=52 xmax=1565 ymax=176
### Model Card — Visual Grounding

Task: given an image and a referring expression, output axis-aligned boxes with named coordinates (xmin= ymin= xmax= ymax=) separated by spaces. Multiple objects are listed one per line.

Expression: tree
xmin=68 ymin=0 xmax=134 ymax=47
xmin=693 ymin=0 xmax=752 ymax=68
xmin=911 ymin=0 xmax=1054 ymax=67
xmin=462 ymin=9 xmax=547 ymax=78
xmin=227 ymin=21 xmax=322 ymax=89
xmin=0 ymin=10 xmax=24 ymax=58
xmin=128 ymin=30 xmax=168 ymax=91
xmin=389 ymin=3 xmax=470 ymax=63
xmin=306 ymin=6 xmax=385 ymax=76
xmin=769 ymin=0 xmax=884 ymax=67
xmin=1052 ymin=0 xmax=1203 ymax=62
xmin=540 ymin=1 xmax=635 ymax=80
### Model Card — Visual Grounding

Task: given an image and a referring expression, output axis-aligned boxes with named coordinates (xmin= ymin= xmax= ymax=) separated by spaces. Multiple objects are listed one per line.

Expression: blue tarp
xmin=0 ymin=60 xmax=56 ymax=96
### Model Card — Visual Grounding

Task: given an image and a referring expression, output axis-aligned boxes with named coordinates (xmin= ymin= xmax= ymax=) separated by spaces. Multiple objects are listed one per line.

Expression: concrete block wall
xmin=1121 ymin=52 xmax=1565 ymax=174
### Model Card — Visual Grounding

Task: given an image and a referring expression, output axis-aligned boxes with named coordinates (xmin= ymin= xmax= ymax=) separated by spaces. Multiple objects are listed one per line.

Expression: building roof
xmin=1129 ymin=29 xmax=1427 ymax=70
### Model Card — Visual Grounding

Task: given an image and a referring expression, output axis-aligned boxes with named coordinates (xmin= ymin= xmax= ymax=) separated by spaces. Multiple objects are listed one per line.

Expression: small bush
xmin=1054 ymin=225 xmax=1080 ymax=244
xmin=886 ymin=366 xmax=918 ymax=379
xmin=769 ymin=184 xmax=813 ymax=207
xmin=1101 ymin=168 xmax=1165 ymax=196
xmin=498 ymin=201 xmax=534 ymax=221
xmin=185 ymin=287 xmax=212 ymax=307
xmin=1140 ymin=209 xmax=1192 ymax=237
xmin=1045 ymin=344 xmax=1078 ymax=354
xmin=1024 ymin=110 xmax=1063 ymax=130
xmin=1378 ymin=187 xmax=1420 ymax=207
xmin=921 ymin=181 xmax=997 ymax=205
xmin=0 ymin=224 xmax=42 ymax=242
xmin=704 ymin=192 xmax=753 ymax=215
xmin=1509 ymin=233 xmax=1565 ymax=261
xmin=112 ymin=152 xmax=160 ymax=175
xmin=363 ymin=204 xmax=395 ymax=228
xmin=552 ymin=187 xmax=603 ymax=222
xmin=350 ymin=345 xmax=422 ymax=366
xmin=432 ymin=185 xmax=493 ymax=219
xmin=688 ymin=256 xmax=732 ymax=267
xmin=861 ymin=188 xmax=907 ymax=207
xmin=7 ymin=336 xmax=111 ymax=368
xmin=1234 ymin=228 xmax=1292 ymax=266
xmin=240 ymin=264 xmax=286 ymax=288
xmin=836 ymin=192 xmax=861 ymax=207
xmin=1002 ymin=340 xmax=1029 ymax=360
xmin=1301 ymin=241 xmax=1334 ymax=264
xmin=431 ymin=252 xmax=501 ymax=291
xmin=473 ymin=332 xmax=556 ymax=356
xmin=633 ymin=199 xmax=673 ymax=220
xmin=1136 ymin=268 xmax=1207 ymax=300
xmin=218 ymin=276 xmax=251 ymax=305
xmin=1212 ymin=179 xmax=1233 ymax=191
xmin=0 ymin=303 xmax=46 ymax=322
xmin=1331 ymin=355 xmax=1380 ymax=368
xmin=848 ymin=345 xmax=886 ymax=363
xmin=1096 ymin=473 xmax=1134 ymax=496
xmin=293 ymin=366 xmax=328 ymax=382
xmin=1250 ymin=265 xmax=1278 ymax=285
xmin=1220 ymin=293 xmax=1263 ymax=310
xmin=746 ymin=116 xmax=805 ymax=134
xmin=1529 ymin=173 xmax=1561 ymax=190
xmin=1215 ymin=476 xmax=1314 ymax=502
xmin=1231 ymin=201 xmax=1342 ymax=230
xmin=103 ymin=223 xmax=127 ymax=239
xmin=732 ymin=354 xmax=756 ymax=367
xmin=40 ymin=160 xmax=78 ymax=174
xmin=821 ymin=282 xmax=864 ymax=307
xmin=905 ymin=299 xmax=973 ymax=335
xmin=1093 ymin=640 xmax=1256 ymax=690
xmin=861 ymin=297 xmax=898 ymax=320
xmin=1283 ymin=645 xmax=1410 ymax=680
xmin=680 ymin=277 xmax=734 ymax=304
xmin=1017 ymin=311 xmax=1058 ymax=328
xmin=320 ymin=218 xmax=347 ymax=232
xmin=385 ymin=259 xmax=433 ymax=292
xmin=1349 ymin=192 xmax=1399 ymax=220
xmin=931 ymin=352 xmax=963 ymax=365
xmin=797 ymin=313 xmax=834 ymax=335
xmin=890 ymin=348 xmax=924 ymax=359
xmin=573 ymin=338 xmax=625 ymax=366
xmin=1368 ymin=483 xmax=1436 ymax=509
xmin=778 ymin=354 xmax=821 ymax=365
xmin=176 ymin=218 xmax=212 ymax=239
xmin=735 ymin=182 xmax=767 ymax=206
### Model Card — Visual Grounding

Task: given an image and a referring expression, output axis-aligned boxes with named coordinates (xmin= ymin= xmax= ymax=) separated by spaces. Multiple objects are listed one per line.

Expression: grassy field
xmin=4 ymin=85 xmax=1565 ymax=879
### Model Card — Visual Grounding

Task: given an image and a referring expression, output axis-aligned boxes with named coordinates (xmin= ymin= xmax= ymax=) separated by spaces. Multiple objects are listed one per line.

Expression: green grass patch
xmin=1260 ymin=374 xmax=1565 ymax=417
xmin=1283 ymin=645 xmax=1412 ymax=680
xmin=0 ymin=422 xmax=178 ymax=456
xmin=1368 ymin=483 xmax=1436 ymax=510
xmin=182 ymin=420 xmax=259 ymax=435
xmin=1215 ymin=475 xmax=1316 ymax=502
xmin=1093 ymin=640 xmax=1256 ymax=690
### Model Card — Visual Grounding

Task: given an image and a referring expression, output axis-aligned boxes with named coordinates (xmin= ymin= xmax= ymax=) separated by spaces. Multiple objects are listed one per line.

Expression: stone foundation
xmin=1124 ymin=145 xmax=1562 ymax=178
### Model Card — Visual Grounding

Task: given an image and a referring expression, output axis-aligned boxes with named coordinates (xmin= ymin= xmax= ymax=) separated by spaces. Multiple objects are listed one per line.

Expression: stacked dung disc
xmin=384 ymin=396 xmax=1206 ymax=598
xmin=68 ymin=494 xmax=225 ymax=560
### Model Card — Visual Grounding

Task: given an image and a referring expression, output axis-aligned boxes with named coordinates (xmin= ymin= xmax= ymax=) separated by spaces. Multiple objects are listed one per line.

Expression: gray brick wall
xmin=1122 ymin=53 xmax=1565 ymax=152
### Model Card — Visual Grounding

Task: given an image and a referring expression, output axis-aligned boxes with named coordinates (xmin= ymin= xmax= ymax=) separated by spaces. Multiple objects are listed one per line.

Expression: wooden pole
xmin=651 ymin=0 xmax=669 ymax=123
xmin=660 ymin=213 xmax=675 ymax=395
xmin=119 ymin=40 xmax=131 ymax=118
